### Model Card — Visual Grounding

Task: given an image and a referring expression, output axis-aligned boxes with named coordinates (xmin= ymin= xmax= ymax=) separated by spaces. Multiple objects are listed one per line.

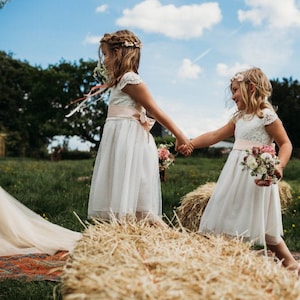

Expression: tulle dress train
xmin=0 ymin=186 xmax=81 ymax=256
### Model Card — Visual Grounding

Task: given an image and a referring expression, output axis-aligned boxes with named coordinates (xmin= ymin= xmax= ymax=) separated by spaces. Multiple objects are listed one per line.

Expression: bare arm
xmin=266 ymin=118 xmax=292 ymax=179
xmin=122 ymin=82 xmax=190 ymax=148
xmin=190 ymin=121 xmax=235 ymax=149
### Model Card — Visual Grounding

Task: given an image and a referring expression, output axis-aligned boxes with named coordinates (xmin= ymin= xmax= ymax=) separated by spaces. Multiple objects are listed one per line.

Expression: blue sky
xmin=1 ymin=0 xmax=300 ymax=150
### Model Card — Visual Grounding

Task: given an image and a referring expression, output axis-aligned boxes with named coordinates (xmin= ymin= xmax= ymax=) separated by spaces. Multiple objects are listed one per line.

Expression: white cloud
xmin=96 ymin=4 xmax=108 ymax=13
xmin=216 ymin=63 xmax=251 ymax=78
xmin=116 ymin=0 xmax=222 ymax=39
xmin=238 ymin=0 xmax=300 ymax=28
xmin=171 ymin=105 xmax=233 ymax=138
xmin=153 ymin=94 xmax=231 ymax=138
xmin=237 ymin=30 xmax=293 ymax=74
xmin=178 ymin=59 xmax=202 ymax=79
xmin=83 ymin=33 xmax=101 ymax=45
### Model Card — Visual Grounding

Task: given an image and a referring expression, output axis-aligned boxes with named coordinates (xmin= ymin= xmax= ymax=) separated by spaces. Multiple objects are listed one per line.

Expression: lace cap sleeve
xmin=263 ymin=108 xmax=278 ymax=126
xmin=119 ymin=72 xmax=143 ymax=90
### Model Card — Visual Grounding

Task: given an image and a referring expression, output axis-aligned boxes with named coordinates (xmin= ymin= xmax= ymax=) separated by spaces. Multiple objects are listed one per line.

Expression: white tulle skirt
xmin=199 ymin=149 xmax=283 ymax=246
xmin=88 ymin=117 xmax=162 ymax=221
xmin=0 ymin=187 xmax=81 ymax=256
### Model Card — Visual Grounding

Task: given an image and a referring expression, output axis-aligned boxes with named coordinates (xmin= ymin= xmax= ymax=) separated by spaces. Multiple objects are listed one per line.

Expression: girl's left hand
xmin=274 ymin=166 xmax=283 ymax=181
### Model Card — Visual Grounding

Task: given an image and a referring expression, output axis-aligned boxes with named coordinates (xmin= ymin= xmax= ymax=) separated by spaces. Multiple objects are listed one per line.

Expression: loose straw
xmin=62 ymin=217 xmax=300 ymax=300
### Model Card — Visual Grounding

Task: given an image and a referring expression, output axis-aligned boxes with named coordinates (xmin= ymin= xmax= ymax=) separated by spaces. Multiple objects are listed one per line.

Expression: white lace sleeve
xmin=263 ymin=108 xmax=278 ymax=126
xmin=119 ymin=72 xmax=143 ymax=90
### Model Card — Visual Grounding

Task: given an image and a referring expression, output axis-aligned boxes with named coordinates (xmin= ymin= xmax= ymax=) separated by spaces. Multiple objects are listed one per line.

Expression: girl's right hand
xmin=175 ymin=135 xmax=188 ymax=150
xmin=255 ymin=178 xmax=273 ymax=186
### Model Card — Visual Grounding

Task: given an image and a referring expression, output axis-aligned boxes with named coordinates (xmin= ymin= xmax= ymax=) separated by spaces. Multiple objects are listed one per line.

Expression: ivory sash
xmin=107 ymin=105 xmax=155 ymax=136
xmin=233 ymin=139 xmax=274 ymax=150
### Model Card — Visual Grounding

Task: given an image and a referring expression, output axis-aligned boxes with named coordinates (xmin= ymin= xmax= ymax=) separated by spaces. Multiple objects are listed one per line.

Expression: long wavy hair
xmin=98 ymin=30 xmax=142 ymax=87
xmin=230 ymin=67 xmax=274 ymax=121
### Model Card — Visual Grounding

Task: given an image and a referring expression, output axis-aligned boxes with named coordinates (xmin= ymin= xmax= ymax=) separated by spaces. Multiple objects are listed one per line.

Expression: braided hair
xmin=99 ymin=30 xmax=142 ymax=87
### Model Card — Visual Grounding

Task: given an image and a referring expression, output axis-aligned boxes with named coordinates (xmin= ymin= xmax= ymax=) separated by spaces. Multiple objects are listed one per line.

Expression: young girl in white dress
xmin=87 ymin=30 xmax=190 ymax=224
xmin=0 ymin=186 xmax=81 ymax=256
xmin=180 ymin=67 xmax=300 ymax=274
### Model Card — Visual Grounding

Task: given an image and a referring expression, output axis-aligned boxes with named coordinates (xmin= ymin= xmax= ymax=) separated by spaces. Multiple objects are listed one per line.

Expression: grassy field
xmin=0 ymin=156 xmax=299 ymax=299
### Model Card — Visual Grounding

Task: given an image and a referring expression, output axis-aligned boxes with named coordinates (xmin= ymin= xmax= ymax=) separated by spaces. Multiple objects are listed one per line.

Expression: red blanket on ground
xmin=0 ymin=251 xmax=68 ymax=282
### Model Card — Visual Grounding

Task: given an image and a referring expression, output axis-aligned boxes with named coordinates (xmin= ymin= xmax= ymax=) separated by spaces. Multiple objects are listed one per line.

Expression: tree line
xmin=0 ymin=51 xmax=107 ymax=157
xmin=0 ymin=51 xmax=299 ymax=157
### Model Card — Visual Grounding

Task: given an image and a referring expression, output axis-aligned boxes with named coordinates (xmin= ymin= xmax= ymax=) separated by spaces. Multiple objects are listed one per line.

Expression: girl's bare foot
xmin=287 ymin=262 xmax=300 ymax=277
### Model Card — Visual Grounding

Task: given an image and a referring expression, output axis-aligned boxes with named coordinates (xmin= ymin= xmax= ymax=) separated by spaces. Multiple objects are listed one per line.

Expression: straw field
xmin=62 ymin=218 xmax=300 ymax=300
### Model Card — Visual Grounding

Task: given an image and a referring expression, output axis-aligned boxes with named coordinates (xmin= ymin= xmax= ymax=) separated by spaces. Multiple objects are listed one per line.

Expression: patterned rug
xmin=0 ymin=251 xmax=68 ymax=282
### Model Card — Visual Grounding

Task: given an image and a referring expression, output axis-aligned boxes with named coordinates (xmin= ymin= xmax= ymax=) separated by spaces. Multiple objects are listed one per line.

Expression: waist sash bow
xmin=107 ymin=105 xmax=155 ymax=139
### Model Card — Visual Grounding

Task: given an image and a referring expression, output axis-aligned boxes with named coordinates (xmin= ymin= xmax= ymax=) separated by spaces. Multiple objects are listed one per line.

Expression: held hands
xmin=174 ymin=136 xmax=193 ymax=157
xmin=176 ymin=139 xmax=194 ymax=156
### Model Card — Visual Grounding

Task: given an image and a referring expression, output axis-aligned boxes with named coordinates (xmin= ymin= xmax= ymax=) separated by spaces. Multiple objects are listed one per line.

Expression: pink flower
xmin=251 ymin=146 xmax=260 ymax=156
xmin=241 ymin=145 xmax=280 ymax=185
xmin=157 ymin=143 xmax=175 ymax=170
xmin=259 ymin=145 xmax=276 ymax=156
xmin=158 ymin=147 xmax=170 ymax=161
xmin=231 ymin=73 xmax=244 ymax=82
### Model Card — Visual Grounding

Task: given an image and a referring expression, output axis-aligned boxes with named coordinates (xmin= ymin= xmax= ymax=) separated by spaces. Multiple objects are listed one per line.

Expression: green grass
xmin=0 ymin=156 xmax=299 ymax=299
xmin=0 ymin=158 xmax=92 ymax=232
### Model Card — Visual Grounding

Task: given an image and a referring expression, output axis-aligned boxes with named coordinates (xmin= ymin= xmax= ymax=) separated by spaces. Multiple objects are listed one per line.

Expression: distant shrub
xmin=60 ymin=150 xmax=95 ymax=160
xmin=292 ymin=148 xmax=300 ymax=159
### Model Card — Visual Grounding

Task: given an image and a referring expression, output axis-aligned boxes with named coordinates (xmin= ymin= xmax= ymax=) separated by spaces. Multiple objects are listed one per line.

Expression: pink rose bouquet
xmin=157 ymin=143 xmax=175 ymax=171
xmin=241 ymin=145 xmax=280 ymax=186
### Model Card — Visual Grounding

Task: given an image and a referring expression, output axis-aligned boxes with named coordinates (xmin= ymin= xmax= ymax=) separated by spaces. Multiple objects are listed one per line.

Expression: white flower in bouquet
xmin=260 ymin=152 xmax=273 ymax=161
xmin=241 ymin=145 xmax=280 ymax=185
xmin=245 ymin=155 xmax=258 ymax=171
xmin=256 ymin=165 xmax=268 ymax=175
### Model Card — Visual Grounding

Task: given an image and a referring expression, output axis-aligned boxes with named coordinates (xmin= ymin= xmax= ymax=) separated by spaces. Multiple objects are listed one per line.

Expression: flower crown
xmin=231 ymin=73 xmax=244 ymax=82
xmin=122 ymin=40 xmax=142 ymax=48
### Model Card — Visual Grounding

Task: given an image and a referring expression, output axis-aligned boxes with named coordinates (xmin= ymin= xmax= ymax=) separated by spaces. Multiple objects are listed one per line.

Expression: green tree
xmin=0 ymin=0 xmax=10 ymax=9
xmin=57 ymin=59 xmax=108 ymax=150
xmin=0 ymin=52 xmax=108 ymax=156
xmin=271 ymin=78 xmax=300 ymax=148
xmin=0 ymin=51 xmax=40 ymax=156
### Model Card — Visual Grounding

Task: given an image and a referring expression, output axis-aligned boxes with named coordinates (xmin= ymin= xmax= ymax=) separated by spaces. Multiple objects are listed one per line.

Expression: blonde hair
xmin=99 ymin=30 xmax=142 ymax=87
xmin=230 ymin=67 xmax=274 ymax=120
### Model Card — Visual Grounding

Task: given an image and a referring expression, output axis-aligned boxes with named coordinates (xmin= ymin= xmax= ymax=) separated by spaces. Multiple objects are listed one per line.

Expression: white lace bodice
xmin=108 ymin=72 xmax=143 ymax=108
xmin=234 ymin=108 xmax=278 ymax=145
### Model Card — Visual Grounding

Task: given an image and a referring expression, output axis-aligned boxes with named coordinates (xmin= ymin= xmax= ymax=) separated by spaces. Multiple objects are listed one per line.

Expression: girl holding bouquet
xmin=88 ymin=30 xmax=190 ymax=225
xmin=180 ymin=67 xmax=299 ymax=274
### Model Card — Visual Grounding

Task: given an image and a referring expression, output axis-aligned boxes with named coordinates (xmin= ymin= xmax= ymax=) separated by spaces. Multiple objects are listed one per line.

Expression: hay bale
xmin=62 ymin=220 xmax=300 ymax=299
xmin=176 ymin=181 xmax=293 ymax=232
xmin=278 ymin=180 xmax=293 ymax=213
xmin=176 ymin=182 xmax=216 ymax=232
